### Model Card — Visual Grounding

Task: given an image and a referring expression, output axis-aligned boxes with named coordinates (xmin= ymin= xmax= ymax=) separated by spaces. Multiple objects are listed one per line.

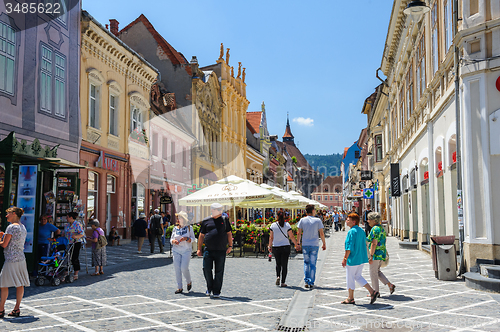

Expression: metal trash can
xmin=431 ymin=236 xmax=457 ymax=281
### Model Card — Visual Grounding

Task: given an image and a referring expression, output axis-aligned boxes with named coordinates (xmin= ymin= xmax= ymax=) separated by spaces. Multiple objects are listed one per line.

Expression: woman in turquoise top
xmin=367 ymin=212 xmax=395 ymax=295
xmin=341 ymin=213 xmax=379 ymax=305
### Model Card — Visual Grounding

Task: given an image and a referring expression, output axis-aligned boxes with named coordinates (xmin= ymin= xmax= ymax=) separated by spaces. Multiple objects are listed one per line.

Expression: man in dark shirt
xmin=363 ymin=204 xmax=373 ymax=237
xmin=197 ymin=203 xmax=233 ymax=298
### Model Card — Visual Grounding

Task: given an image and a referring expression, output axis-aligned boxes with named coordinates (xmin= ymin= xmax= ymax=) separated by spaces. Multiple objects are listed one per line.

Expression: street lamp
xmin=403 ymin=0 xmax=430 ymax=22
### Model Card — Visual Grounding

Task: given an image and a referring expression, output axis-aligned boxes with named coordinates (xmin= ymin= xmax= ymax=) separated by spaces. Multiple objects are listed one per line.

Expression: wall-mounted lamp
xmin=403 ymin=0 xmax=430 ymax=22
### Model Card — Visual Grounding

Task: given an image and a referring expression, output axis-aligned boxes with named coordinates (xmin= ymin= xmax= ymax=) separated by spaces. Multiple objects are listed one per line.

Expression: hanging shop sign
xmin=390 ymin=163 xmax=401 ymax=197
xmin=361 ymin=171 xmax=372 ymax=181
xmin=96 ymin=151 xmax=119 ymax=172
xmin=17 ymin=165 xmax=38 ymax=253
xmin=160 ymin=196 xmax=173 ymax=204
xmin=363 ymin=188 xmax=374 ymax=199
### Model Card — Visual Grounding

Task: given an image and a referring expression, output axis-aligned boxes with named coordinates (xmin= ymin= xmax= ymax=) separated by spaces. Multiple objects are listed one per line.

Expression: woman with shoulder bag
xmin=171 ymin=211 xmax=195 ymax=294
xmin=86 ymin=219 xmax=107 ymax=276
xmin=367 ymin=212 xmax=395 ymax=296
xmin=268 ymin=212 xmax=300 ymax=287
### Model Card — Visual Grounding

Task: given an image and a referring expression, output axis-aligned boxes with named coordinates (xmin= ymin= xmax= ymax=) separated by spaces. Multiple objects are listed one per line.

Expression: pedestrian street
xmin=305 ymin=231 xmax=500 ymax=332
xmin=1 ymin=230 xmax=500 ymax=332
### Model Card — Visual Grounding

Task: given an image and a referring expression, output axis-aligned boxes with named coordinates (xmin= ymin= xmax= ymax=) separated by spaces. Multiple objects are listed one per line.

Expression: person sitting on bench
xmin=108 ymin=226 xmax=121 ymax=246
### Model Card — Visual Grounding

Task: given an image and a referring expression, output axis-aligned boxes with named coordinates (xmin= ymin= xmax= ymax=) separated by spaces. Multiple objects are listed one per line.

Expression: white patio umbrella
xmin=178 ymin=175 xmax=278 ymax=222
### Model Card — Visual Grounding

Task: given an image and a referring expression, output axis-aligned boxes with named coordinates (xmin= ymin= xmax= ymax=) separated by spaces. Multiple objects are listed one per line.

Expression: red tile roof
xmin=246 ymin=112 xmax=261 ymax=134
xmin=276 ymin=141 xmax=312 ymax=171
xmin=283 ymin=124 xmax=294 ymax=138
xmin=119 ymin=14 xmax=190 ymax=73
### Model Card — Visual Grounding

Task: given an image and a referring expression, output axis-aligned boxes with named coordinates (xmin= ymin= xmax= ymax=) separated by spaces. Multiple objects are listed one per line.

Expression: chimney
xmin=109 ymin=19 xmax=119 ymax=36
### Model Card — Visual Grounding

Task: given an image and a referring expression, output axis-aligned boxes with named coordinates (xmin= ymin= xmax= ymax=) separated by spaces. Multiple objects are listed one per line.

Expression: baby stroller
xmin=35 ymin=237 xmax=75 ymax=286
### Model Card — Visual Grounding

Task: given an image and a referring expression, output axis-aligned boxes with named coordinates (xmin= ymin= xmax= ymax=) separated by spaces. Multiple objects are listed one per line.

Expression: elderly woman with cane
xmin=367 ymin=212 xmax=395 ymax=295
xmin=86 ymin=219 xmax=107 ymax=276
xmin=341 ymin=213 xmax=379 ymax=305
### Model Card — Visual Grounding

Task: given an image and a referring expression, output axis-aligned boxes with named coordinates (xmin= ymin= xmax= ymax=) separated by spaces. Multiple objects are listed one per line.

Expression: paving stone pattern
xmin=1 ymin=231 xmax=499 ymax=331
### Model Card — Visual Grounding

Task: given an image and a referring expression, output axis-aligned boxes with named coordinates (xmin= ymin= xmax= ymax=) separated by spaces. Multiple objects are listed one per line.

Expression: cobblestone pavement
xmin=306 ymin=230 xmax=500 ymax=332
xmin=1 ymin=230 xmax=499 ymax=332
xmin=0 ymin=238 xmax=306 ymax=332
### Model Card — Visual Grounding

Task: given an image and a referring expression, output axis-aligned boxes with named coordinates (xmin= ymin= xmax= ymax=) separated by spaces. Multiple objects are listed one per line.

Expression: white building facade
xmin=378 ymin=0 xmax=500 ymax=271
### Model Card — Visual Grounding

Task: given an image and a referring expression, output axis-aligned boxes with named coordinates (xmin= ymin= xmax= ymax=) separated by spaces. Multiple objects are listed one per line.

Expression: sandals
xmin=389 ymin=284 xmax=396 ymax=294
xmin=0 ymin=310 xmax=4 ymax=318
xmin=90 ymin=273 xmax=100 ymax=276
xmin=100 ymin=271 xmax=104 ymax=275
xmin=341 ymin=298 xmax=355 ymax=304
xmin=8 ymin=309 xmax=20 ymax=317
xmin=370 ymin=291 xmax=380 ymax=304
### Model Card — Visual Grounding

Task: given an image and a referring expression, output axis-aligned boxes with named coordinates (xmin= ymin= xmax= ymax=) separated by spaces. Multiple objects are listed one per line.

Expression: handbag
xmin=380 ymin=251 xmax=390 ymax=268
xmin=96 ymin=228 xmax=108 ymax=249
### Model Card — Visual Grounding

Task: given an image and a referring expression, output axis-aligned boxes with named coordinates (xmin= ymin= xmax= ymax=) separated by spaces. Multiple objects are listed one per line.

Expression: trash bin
xmin=431 ymin=236 xmax=457 ymax=281
xmin=381 ymin=220 xmax=389 ymax=234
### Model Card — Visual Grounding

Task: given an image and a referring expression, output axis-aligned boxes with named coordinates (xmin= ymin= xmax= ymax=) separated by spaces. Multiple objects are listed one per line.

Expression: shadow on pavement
xmin=24 ymin=255 xmax=173 ymax=298
xmin=383 ymin=294 xmax=414 ymax=301
xmin=314 ymin=286 xmax=344 ymax=291
xmin=2 ymin=316 xmax=40 ymax=324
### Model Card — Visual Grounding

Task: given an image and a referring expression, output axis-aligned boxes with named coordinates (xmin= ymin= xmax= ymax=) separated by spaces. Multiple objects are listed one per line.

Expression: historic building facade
xmin=377 ymin=0 xmax=500 ymax=270
xmin=312 ymin=176 xmax=343 ymax=211
xmin=80 ymin=11 xmax=158 ymax=237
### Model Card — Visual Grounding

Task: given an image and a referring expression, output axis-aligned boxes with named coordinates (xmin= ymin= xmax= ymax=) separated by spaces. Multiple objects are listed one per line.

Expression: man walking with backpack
xmin=149 ymin=209 xmax=164 ymax=253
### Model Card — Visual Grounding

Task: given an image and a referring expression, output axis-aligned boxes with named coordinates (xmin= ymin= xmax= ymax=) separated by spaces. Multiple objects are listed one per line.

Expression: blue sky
xmin=82 ymin=0 xmax=394 ymax=155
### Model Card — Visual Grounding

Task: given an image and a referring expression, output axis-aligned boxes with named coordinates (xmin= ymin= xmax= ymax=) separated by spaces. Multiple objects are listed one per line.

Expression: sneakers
xmin=276 ymin=277 xmax=280 ymax=286
xmin=175 ymin=289 xmax=183 ymax=294
xmin=187 ymin=283 xmax=192 ymax=291
xmin=205 ymin=290 xmax=211 ymax=296
xmin=137 ymin=251 xmax=142 ymax=254
xmin=212 ymin=294 xmax=220 ymax=298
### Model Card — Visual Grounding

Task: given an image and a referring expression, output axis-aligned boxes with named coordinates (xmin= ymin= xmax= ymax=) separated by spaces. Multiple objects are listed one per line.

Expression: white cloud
xmin=292 ymin=117 xmax=314 ymax=127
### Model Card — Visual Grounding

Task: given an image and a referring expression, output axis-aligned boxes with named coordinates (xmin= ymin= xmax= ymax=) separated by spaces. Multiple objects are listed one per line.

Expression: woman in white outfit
xmin=171 ymin=211 xmax=195 ymax=294
xmin=0 ymin=207 xmax=30 ymax=318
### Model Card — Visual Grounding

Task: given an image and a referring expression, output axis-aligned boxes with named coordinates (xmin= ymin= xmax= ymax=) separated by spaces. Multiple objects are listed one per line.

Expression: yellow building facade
xmin=218 ymin=47 xmax=249 ymax=179
xmin=80 ymin=11 xmax=158 ymax=235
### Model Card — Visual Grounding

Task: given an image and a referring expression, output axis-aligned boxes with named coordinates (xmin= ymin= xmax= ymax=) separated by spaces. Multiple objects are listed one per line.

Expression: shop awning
xmin=43 ymin=158 xmax=88 ymax=169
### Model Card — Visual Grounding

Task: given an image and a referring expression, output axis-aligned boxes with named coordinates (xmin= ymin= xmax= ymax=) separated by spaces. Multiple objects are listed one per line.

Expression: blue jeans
xmin=203 ymin=249 xmax=226 ymax=295
xmin=302 ymin=246 xmax=319 ymax=285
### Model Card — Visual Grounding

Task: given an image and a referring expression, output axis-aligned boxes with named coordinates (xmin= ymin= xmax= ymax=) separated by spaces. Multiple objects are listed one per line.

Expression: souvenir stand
xmin=0 ymin=132 xmax=84 ymax=273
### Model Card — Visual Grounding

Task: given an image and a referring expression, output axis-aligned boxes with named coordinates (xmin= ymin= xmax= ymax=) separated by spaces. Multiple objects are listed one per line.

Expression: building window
xmin=444 ymin=0 xmax=453 ymax=52
xmin=89 ymin=82 xmax=100 ymax=129
xmin=0 ymin=21 xmax=16 ymax=95
xmin=107 ymin=175 xmax=116 ymax=193
xmin=131 ymin=105 xmax=142 ymax=132
xmin=416 ymin=35 xmax=426 ymax=101
xmin=406 ymin=65 xmax=414 ymax=120
xmin=40 ymin=44 xmax=66 ymax=118
xmin=375 ymin=134 xmax=383 ymax=162
xmin=399 ymin=88 xmax=405 ymax=132
xmin=330 ymin=195 xmax=333 ymax=200
xmin=87 ymin=171 xmax=98 ymax=220
xmin=431 ymin=2 xmax=439 ymax=75
xmin=162 ymin=137 xmax=168 ymax=160
xmin=109 ymin=94 xmax=118 ymax=136
xmin=152 ymin=133 xmax=158 ymax=156
xmin=183 ymin=147 xmax=187 ymax=167
xmin=171 ymin=141 xmax=175 ymax=163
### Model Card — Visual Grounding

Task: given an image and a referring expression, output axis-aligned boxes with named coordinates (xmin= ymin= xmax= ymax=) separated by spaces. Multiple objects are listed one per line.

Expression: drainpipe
xmin=454 ymin=0 xmax=465 ymax=277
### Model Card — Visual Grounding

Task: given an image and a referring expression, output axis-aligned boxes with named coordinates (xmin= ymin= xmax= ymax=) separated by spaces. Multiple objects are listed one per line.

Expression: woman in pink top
xmin=86 ymin=219 xmax=107 ymax=276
